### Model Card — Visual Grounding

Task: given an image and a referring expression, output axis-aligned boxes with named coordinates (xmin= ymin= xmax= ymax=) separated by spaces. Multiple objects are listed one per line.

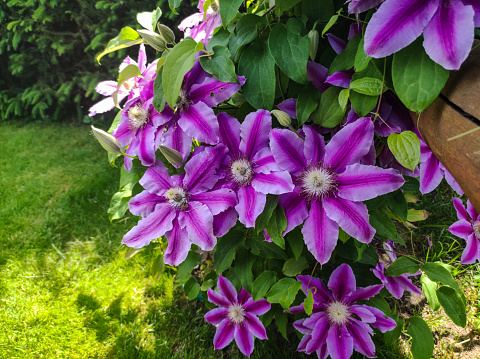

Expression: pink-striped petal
xmin=325 ymin=70 xmax=353 ymax=88
xmin=279 ymin=190 xmax=309 ymax=234
xmin=122 ymin=203 xmax=175 ymax=248
xmin=217 ymin=275 xmax=237 ymax=304
xmin=305 ymin=314 xmax=329 ymax=354
xmin=213 ymin=319 xmax=235 ymax=349
xmin=337 ymin=163 xmax=404 ymax=201
xmin=251 ymin=171 xmax=294 ymax=195
xmin=95 ymin=80 xmax=118 ymax=96
xmin=324 ymin=197 xmax=375 ymax=243
xmin=88 ymin=97 xmax=116 ymax=116
xmin=364 ymin=0 xmax=440 ymax=58
xmin=419 ymin=153 xmax=443 ymax=194
xmin=461 ymin=233 xmax=480 ymax=264
xmin=164 ymin=218 xmax=191 ymax=266
xmin=365 ymin=306 xmax=397 ymax=332
xmin=240 ymin=109 xmax=272 ymax=160
xmin=244 ymin=313 xmax=267 ymax=340
xmin=269 ymin=128 xmax=307 ymax=173
xmin=136 ymin=124 xmax=157 ymax=166
xmin=213 ymin=207 xmax=238 ymax=237
xmin=184 ymin=145 xmax=226 ymax=194
xmin=348 ymin=0 xmax=384 ymax=14
xmin=218 ymin=112 xmax=241 ymax=158
xmin=327 ymin=325 xmax=353 ymax=359
xmin=235 ymin=322 xmax=254 ymax=356
xmin=324 ymin=118 xmax=374 ymax=173
xmin=277 ymin=98 xmax=297 ymax=119
xmin=449 ymin=219 xmax=473 ymax=241
xmin=178 ymin=102 xmax=219 ymax=145
xmin=204 ymin=307 xmax=228 ymax=325
xmin=326 ymin=34 xmax=347 ymax=54
xmin=297 ymin=275 xmax=332 ymax=303
xmin=190 ymin=188 xmax=237 ymax=215
xmin=189 ymin=75 xmax=245 ymax=107
xmin=303 ymin=125 xmax=326 ymax=165
xmin=302 ymin=199 xmax=339 ymax=265
xmin=467 ymin=200 xmax=479 ymax=221
xmin=113 ymin=116 xmax=136 ymax=146
xmin=348 ymin=319 xmax=376 ymax=358
xmin=307 ymin=61 xmax=330 ymax=93
xmin=162 ymin=120 xmax=192 ymax=163
xmin=207 ymin=287 xmax=230 ymax=307
xmin=328 ymin=263 xmax=356 ymax=300
xmin=236 ymin=185 xmax=266 ymax=228
xmin=346 ymin=284 xmax=383 ymax=303
xmin=252 ymin=147 xmax=279 ymax=174
xmin=178 ymin=202 xmax=216 ymax=250
xmin=453 ymin=197 xmax=470 ymax=221
xmin=462 ymin=0 xmax=480 ymax=26
xmin=140 ymin=160 xmax=174 ymax=196
xmin=129 ymin=191 xmax=165 ymax=217
xmin=443 ymin=168 xmax=464 ymax=196
xmin=243 ymin=298 xmax=271 ymax=316
xmin=350 ymin=305 xmax=376 ymax=323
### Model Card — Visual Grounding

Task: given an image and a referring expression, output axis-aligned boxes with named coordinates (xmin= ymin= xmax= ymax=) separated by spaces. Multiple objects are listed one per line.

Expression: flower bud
xmin=157 ymin=24 xmax=175 ymax=44
xmin=137 ymin=29 xmax=166 ymax=51
xmin=308 ymin=29 xmax=319 ymax=61
xmin=271 ymin=110 xmax=291 ymax=127
xmin=159 ymin=145 xmax=183 ymax=166
xmin=91 ymin=125 xmax=122 ymax=154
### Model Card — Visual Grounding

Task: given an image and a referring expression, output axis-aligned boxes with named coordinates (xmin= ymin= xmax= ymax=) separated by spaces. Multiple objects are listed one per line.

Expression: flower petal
xmin=326 ymin=34 xmax=347 ymax=54
xmin=364 ymin=0 xmax=440 ymax=58
xmin=236 ymin=185 xmax=266 ymax=228
xmin=218 ymin=275 xmax=238 ymax=304
xmin=179 ymin=202 xmax=216 ymax=250
xmin=443 ymin=168 xmax=464 ymax=196
xmin=423 ymin=0 xmax=475 ymax=70
xmin=365 ymin=306 xmax=397 ymax=332
xmin=453 ymin=197 xmax=470 ymax=221
xmin=207 ymin=288 xmax=230 ymax=307
xmin=350 ymin=305 xmax=377 ymax=323
xmin=278 ymin=98 xmax=297 ymax=119
xmin=240 ymin=109 xmax=272 ymax=160
xmin=302 ymin=199 xmax=339 ymax=265
xmin=190 ymin=188 xmax=237 ymax=215
xmin=218 ymin=112 xmax=241 ymax=158
xmin=184 ymin=145 xmax=226 ymax=194
xmin=305 ymin=314 xmax=329 ymax=354
xmin=327 ymin=325 xmax=353 ymax=359
xmin=122 ymin=203 xmax=175 ymax=248
xmin=324 ymin=118 xmax=374 ymax=173
xmin=205 ymin=307 xmax=228 ymax=325
xmin=269 ymin=128 xmax=307 ymax=173
xmin=278 ymin=190 xmax=309 ymax=234
xmin=348 ymin=0 xmax=384 ymax=14
xmin=324 ymin=197 xmax=375 ymax=243
xmin=348 ymin=319 xmax=376 ymax=358
xmin=189 ymin=75 xmax=245 ymax=107
xmin=419 ymin=153 xmax=443 ymax=194
xmin=303 ymin=125 xmax=326 ymax=165
xmin=297 ymin=275 xmax=332 ymax=303
xmin=251 ymin=171 xmax=294 ymax=195
xmin=325 ymin=70 xmax=353 ymax=88
xmin=162 ymin=120 xmax=192 ymax=163
xmin=252 ymin=147 xmax=279 ymax=174
xmin=462 ymin=0 xmax=480 ymax=26
xmin=328 ymin=263 xmax=356 ymax=300
xmin=164 ymin=218 xmax=191 ymax=266
xmin=178 ymin=102 xmax=220 ymax=145
xmin=243 ymin=298 xmax=271 ymax=316
xmin=136 ymin=124 xmax=157 ymax=167
xmin=346 ymin=284 xmax=383 ymax=303
xmin=337 ymin=163 xmax=404 ymax=201
xmin=467 ymin=200 xmax=479 ymax=221
xmin=89 ymin=97 xmax=116 ymax=116
xmin=307 ymin=61 xmax=330 ymax=93
xmin=95 ymin=80 xmax=118 ymax=96
xmin=213 ymin=207 xmax=238 ymax=237
xmin=244 ymin=312 xmax=267 ymax=340
xmin=234 ymin=322 xmax=255 ymax=356
xmin=213 ymin=319 xmax=235 ymax=350
xmin=461 ymin=233 xmax=480 ymax=264
xmin=139 ymin=160 xmax=175 ymax=196
xmin=449 ymin=219 xmax=473 ymax=241
xmin=113 ymin=115 xmax=136 ymax=146
xmin=129 ymin=191 xmax=165 ymax=217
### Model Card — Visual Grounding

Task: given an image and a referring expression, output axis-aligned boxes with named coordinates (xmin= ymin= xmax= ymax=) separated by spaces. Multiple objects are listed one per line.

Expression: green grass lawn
xmin=0 ymin=122 xmax=476 ymax=358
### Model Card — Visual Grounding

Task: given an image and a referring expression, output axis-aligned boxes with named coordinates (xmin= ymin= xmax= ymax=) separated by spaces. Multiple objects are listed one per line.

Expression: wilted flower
xmin=205 ymin=276 xmax=271 ymax=357
xmin=290 ymin=264 xmax=396 ymax=358
xmin=448 ymin=198 xmax=480 ymax=264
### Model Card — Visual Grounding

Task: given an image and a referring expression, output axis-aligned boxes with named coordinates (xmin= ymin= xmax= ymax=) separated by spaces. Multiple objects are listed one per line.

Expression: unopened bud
xmin=137 ymin=29 xmax=166 ymax=51
xmin=157 ymin=24 xmax=175 ymax=44
xmin=308 ymin=29 xmax=319 ymax=61
xmin=91 ymin=125 xmax=122 ymax=154
xmin=159 ymin=145 xmax=183 ymax=167
xmin=271 ymin=110 xmax=291 ymax=127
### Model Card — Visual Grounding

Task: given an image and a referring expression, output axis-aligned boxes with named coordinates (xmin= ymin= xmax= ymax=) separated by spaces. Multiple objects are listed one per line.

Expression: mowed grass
xmin=0 ymin=122 xmax=312 ymax=359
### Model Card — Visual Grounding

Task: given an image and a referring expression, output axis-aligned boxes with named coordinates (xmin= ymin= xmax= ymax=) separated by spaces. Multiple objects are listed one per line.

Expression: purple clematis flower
xmin=205 ymin=276 xmax=271 ymax=357
xmin=89 ymin=44 xmax=158 ymax=116
xmin=372 ymin=241 xmax=422 ymax=299
xmin=178 ymin=0 xmax=222 ymax=44
xmin=158 ymin=60 xmax=246 ymax=163
xmin=416 ymin=129 xmax=463 ymax=195
xmin=346 ymin=0 xmax=384 ymax=14
xmin=270 ymin=119 xmax=405 ymax=264
xmin=290 ymin=264 xmax=396 ymax=359
xmin=448 ymin=198 xmax=480 ymax=264
xmin=122 ymin=145 xmax=237 ymax=266
xmin=363 ymin=0 xmax=480 ymax=70
xmin=214 ymin=110 xmax=294 ymax=230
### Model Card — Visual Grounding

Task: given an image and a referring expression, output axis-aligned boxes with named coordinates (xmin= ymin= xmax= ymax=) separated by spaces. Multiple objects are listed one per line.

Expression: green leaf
xmin=357 ymin=245 xmax=379 ymax=266
xmin=302 ymin=0 xmax=334 ymax=23
xmin=234 ymin=248 xmax=255 ymax=292
xmin=206 ymin=27 xmax=231 ymax=52
xmin=268 ymin=22 xmax=309 ymax=84
xmin=282 ymin=256 xmax=309 ymax=277
xmin=266 ymin=205 xmax=288 ymax=249
xmin=255 ymin=194 xmax=278 ymax=234
xmin=238 ymin=39 xmax=276 ymax=110
xmin=297 ymin=85 xmax=321 ymax=125
xmin=251 ymin=271 xmax=277 ymax=301
xmin=152 ymin=67 xmax=166 ymax=114
xmin=168 ymin=0 xmax=182 ymax=14
xmin=387 ymin=131 xmax=421 ymax=171
xmin=199 ymin=45 xmax=237 ymax=83
xmin=219 ymin=0 xmax=243 ymax=26
xmin=276 ymin=0 xmax=303 ymax=11
xmin=311 ymin=86 xmax=346 ymax=128
xmin=329 ymin=34 xmax=361 ymax=74
xmin=386 ymin=190 xmax=408 ymax=222
xmin=407 ymin=316 xmax=434 ymax=359
xmin=96 ymin=27 xmax=142 ymax=64
xmin=369 ymin=209 xmax=397 ymax=239
xmin=366 ymin=295 xmax=391 ymax=315
xmin=184 ymin=276 xmax=200 ymax=300
xmin=304 ymin=289 xmax=314 ymax=316
xmin=113 ymin=64 xmax=141 ymax=107
xmin=286 ymin=227 xmax=304 ymax=260
xmin=338 ymin=89 xmax=350 ymax=111
xmin=108 ymin=176 xmax=139 ymax=222
xmin=350 ymin=91 xmax=378 ymax=117
xmin=246 ymin=233 xmax=287 ymax=260
xmin=407 ymin=209 xmax=429 ymax=222
xmin=422 ymin=262 xmax=462 ymax=296
xmin=267 ymin=278 xmax=301 ymax=310
xmin=354 ymin=37 xmax=371 ymax=72
xmin=200 ymin=272 xmax=218 ymax=291
xmin=162 ymin=39 xmax=197 ymax=109
xmin=392 ymin=39 xmax=449 ymax=112
xmin=177 ymin=251 xmax=201 ymax=282
xmin=321 ymin=13 xmax=339 ymax=37
xmin=350 ymin=77 xmax=384 ymax=96
xmin=274 ymin=306 xmax=288 ymax=340
xmin=437 ymin=285 xmax=467 ymax=327
xmin=421 ymin=274 xmax=440 ymax=310
xmin=214 ymin=231 xmax=245 ymax=274
xmin=385 ymin=257 xmax=420 ymax=277
xmin=228 ymin=15 xmax=266 ymax=57
xmin=125 ymin=247 xmax=145 ymax=260
xmin=384 ymin=315 xmax=404 ymax=345
xmin=151 ymin=253 xmax=165 ymax=281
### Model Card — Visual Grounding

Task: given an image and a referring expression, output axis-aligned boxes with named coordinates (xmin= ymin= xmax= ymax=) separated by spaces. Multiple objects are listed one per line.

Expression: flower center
xmin=327 ymin=301 xmax=350 ymax=325
xmin=175 ymin=90 xmax=192 ymax=112
xmin=228 ymin=304 xmax=245 ymax=324
xmin=128 ymin=104 xmax=149 ymax=129
xmin=209 ymin=0 xmax=219 ymax=13
xmin=474 ymin=221 xmax=480 ymax=239
xmin=299 ymin=166 xmax=337 ymax=200
xmin=230 ymin=159 xmax=253 ymax=186
xmin=164 ymin=187 xmax=188 ymax=210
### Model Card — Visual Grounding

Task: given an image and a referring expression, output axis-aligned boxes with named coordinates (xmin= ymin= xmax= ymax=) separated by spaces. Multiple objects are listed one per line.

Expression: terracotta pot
xmin=414 ymin=41 xmax=480 ymax=212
